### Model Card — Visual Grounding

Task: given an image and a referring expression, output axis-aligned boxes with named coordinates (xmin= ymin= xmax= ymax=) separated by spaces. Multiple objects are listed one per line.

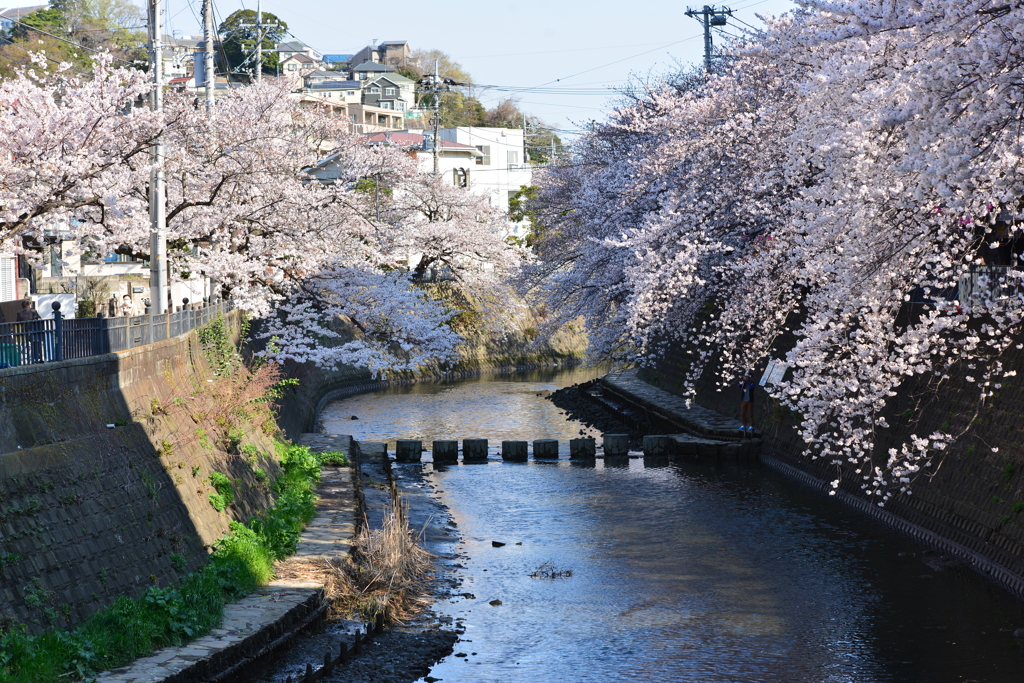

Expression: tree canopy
xmin=217 ymin=9 xmax=288 ymax=78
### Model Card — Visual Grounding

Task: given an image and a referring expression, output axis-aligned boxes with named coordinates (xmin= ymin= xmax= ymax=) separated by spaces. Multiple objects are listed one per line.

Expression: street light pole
xmin=147 ymin=0 xmax=168 ymax=314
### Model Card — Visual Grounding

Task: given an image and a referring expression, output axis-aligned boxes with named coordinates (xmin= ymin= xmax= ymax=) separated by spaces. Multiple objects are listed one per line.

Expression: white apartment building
xmin=437 ymin=127 xmax=532 ymax=236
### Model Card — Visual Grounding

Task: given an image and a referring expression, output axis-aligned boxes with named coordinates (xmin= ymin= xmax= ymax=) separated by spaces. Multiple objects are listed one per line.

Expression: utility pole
xmin=240 ymin=2 xmax=277 ymax=83
xmin=147 ymin=0 xmax=168 ymax=315
xmin=417 ymin=60 xmax=453 ymax=175
xmin=685 ymin=5 xmax=732 ymax=73
xmin=203 ymin=0 xmax=214 ymax=109
xmin=255 ymin=0 xmax=262 ymax=84
xmin=431 ymin=60 xmax=440 ymax=174
xmin=522 ymin=112 xmax=528 ymax=163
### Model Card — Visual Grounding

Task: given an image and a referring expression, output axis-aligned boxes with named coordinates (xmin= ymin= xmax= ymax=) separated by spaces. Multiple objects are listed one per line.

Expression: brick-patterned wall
xmin=0 ymin=314 xmax=283 ymax=632
xmin=640 ymin=342 xmax=1024 ymax=584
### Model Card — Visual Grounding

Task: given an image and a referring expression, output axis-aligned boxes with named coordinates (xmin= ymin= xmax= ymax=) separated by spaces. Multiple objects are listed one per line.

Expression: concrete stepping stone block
xmin=502 ymin=440 xmax=528 ymax=461
xmin=463 ymin=438 xmax=488 ymax=461
xmin=395 ymin=439 xmax=422 ymax=463
xmin=642 ymin=435 xmax=671 ymax=457
xmin=569 ymin=438 xmax=596 ymax=459
xmin=533 ymin=439 xmax=559 ymax=459
xmin=603 ymin=433 xmax=630 ymax=456
xmin=432 ymin=440 xmax=458 ymax=464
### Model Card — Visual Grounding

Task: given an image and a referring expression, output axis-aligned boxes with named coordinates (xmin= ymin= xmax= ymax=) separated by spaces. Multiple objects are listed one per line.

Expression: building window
xmin=453 ymin=168 xmax=469 ymax=188
xmin=384 ymin=87 xmax=396 ymax=96
xmin=380 ymin=101 xmax=392 ymax=109
xmin=369 ymin=86 xmax=380 ymax=93
xmin=475 ymin=145 xmax=490 ymax=166
xmin=507 ymin=151 xmax=519 ymax=168
xmin=288 ymin=63 xmax=297 ymax=71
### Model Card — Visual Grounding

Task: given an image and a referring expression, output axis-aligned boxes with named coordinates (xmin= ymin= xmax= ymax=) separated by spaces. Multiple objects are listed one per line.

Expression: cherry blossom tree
xmin=528 ymin=1 xmax=1024 ymax=502
xmin=0 ymin=54 xmax=159 ymax=253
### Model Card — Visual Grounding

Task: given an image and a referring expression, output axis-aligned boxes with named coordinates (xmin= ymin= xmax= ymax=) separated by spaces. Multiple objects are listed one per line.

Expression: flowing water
xmin=321 ymin=368 xmax=1024 ymax=682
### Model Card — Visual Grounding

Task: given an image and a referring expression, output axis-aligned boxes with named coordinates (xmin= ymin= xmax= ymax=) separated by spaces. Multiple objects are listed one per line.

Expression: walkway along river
xmin=316 ymin=367 xmax=1024 ymax=682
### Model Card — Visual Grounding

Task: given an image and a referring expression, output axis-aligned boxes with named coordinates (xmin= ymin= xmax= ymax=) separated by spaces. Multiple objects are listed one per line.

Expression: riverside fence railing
xmin=0 ymin=301 xmax=232 ymax=368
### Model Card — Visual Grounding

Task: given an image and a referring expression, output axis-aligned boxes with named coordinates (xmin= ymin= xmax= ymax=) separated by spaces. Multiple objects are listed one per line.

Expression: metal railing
xmin=0 ymin=301 xmax=232 ymax=369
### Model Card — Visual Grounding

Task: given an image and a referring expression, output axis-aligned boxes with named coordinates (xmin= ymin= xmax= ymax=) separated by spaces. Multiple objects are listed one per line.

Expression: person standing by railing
xmin=16 ymin=300 xmax=42 ymax=363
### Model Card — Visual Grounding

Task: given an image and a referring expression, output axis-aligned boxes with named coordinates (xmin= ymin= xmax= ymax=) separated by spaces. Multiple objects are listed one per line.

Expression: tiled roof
xmin=351 ymin=61 xmax=395 ymax=72
xmin=308 ymin=80 xmax=361 ymax=90
xmin=284 ymin=53 xmax=316 ymax=64
xmin=363 ymin=132 xmax=480 ymax=152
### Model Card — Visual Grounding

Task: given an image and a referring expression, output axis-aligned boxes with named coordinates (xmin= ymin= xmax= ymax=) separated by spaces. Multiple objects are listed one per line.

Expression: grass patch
xmin=0 ymin=443 xmax=321 ymax=683
xmin=317 ymin=451 xmax=349 ymax=467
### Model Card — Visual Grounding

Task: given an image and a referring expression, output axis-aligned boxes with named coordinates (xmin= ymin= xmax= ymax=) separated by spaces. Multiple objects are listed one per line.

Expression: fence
xmin=0 ymin=301 xmax=232 ymax=368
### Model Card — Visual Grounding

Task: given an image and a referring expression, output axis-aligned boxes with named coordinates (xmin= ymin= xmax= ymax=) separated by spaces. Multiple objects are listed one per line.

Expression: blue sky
xmin=170 ymin=0 xmax=797 ymax=135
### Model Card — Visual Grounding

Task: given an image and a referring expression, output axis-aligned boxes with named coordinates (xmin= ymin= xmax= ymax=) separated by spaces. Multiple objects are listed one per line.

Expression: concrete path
xmin=97 ymin=434 xmax=356 ymax=683
xmin=602 ymin=369 xmax=763 ymax=457
xmin=603 ymin=369 xmax=757 ymax=438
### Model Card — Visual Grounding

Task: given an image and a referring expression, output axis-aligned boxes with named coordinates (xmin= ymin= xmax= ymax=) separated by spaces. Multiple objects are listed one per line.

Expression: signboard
xmin=760 ymin=359 xmax=788 ymax=386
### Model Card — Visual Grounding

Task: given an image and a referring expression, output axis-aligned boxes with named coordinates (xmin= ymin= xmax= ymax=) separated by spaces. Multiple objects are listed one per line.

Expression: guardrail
xmin=0 ymin=301 xmax=232 ymax=368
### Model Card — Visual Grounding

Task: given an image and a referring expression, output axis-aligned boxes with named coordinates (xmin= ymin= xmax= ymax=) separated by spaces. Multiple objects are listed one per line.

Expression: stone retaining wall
xmin=0 ymin=312 xmax=283 ymax=632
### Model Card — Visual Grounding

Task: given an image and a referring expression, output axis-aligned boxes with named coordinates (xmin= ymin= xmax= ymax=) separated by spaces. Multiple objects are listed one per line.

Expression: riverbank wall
xmin=0 ymin=311 xmax=283 ymax=632
xmin=638 ymin=348 xmax=1024 ymax=597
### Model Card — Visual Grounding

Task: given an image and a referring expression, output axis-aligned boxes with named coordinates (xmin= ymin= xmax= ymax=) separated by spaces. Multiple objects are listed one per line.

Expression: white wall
xmin=437 ymin=127 xmax=532 ymax=235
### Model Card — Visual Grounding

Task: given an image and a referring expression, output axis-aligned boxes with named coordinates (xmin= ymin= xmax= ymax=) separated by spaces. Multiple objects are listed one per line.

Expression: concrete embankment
xmin=609 ymin=366 xmax=1024 ymax=599
xmin=96 ymin=434 xmax=358 ymax=683
xmin=0 ymin=311 xmax=282 ymax=631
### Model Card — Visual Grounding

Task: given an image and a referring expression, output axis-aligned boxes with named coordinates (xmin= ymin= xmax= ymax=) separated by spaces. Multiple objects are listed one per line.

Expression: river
xmin=320 ymin=367 xmax=1024 ymax=682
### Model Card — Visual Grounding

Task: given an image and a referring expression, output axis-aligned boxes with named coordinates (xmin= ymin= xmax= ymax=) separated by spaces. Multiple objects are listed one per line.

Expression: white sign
xmin=759 ymin=359 xmax=776 ymax=387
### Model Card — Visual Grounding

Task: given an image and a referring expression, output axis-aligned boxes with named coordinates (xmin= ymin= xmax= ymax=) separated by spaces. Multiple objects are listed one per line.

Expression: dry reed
xmin=277 ymin=495 xmax=434 ymax=626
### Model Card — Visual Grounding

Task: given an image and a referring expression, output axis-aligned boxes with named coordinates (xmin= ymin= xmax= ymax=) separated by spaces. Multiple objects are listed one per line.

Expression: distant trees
xmin=0 ymin=0 xmax=145 ymax=76
xmin=217 ymin=9 xmax=288 ymax=78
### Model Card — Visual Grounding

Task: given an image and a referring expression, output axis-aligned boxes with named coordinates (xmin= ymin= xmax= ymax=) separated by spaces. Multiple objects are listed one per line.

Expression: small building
xmin=361 ymin=73 xmax=415 ymax=113
xmin=438 ymin=127 xmax=532 ymax=231
xmin=348 ymin=40 xmax=410 ymax=69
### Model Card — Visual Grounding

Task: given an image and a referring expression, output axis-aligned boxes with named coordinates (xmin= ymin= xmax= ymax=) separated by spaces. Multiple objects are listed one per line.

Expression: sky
xmin=169 ymin=0 xmax=797 ymax=137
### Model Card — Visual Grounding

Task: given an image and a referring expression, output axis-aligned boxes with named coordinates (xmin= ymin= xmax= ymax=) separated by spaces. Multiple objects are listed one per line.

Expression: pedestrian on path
xmin=739 ymin=371 xmax=755 ymax=432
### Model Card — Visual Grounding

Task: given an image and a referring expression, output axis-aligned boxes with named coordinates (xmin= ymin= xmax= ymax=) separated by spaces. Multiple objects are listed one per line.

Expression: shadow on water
xmin=319 ymin=368 xmax=1024 ymax=683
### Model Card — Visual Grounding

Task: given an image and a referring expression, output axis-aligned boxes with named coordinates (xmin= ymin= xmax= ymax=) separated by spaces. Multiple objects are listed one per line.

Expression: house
xmin=349 ymin=61 xmax=395 ymax=81
xmin=438 ymin=127 xmax=532 ymax=234
xmin=361 ymin=73 xmax=415 ymax=113
xmin=301 ymin=79 xmax=361 ymax=106
xmin=280 ymin=52 xmax=320 ymax=85
xmin=277 ymin=40 xmax=321 ymax=63
xmin=323 ymin=53 xmax=353 ymax=70
xmin=348 ymin=40 xmax=410 ymax=69
xmin=0 ymin=5 xmax=47 ymax=33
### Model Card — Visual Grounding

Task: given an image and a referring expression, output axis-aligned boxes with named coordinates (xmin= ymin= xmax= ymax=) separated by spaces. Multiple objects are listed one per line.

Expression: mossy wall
xmin=0 ymin=312 xmax=282 ymax=633
xmin=640 ymin=342 xmax=1024 ymax=585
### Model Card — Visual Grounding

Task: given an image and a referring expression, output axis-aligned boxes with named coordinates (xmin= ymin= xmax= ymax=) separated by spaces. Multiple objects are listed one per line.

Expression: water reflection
xmin=322 ymin=371 xmax=1024 ymax=682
